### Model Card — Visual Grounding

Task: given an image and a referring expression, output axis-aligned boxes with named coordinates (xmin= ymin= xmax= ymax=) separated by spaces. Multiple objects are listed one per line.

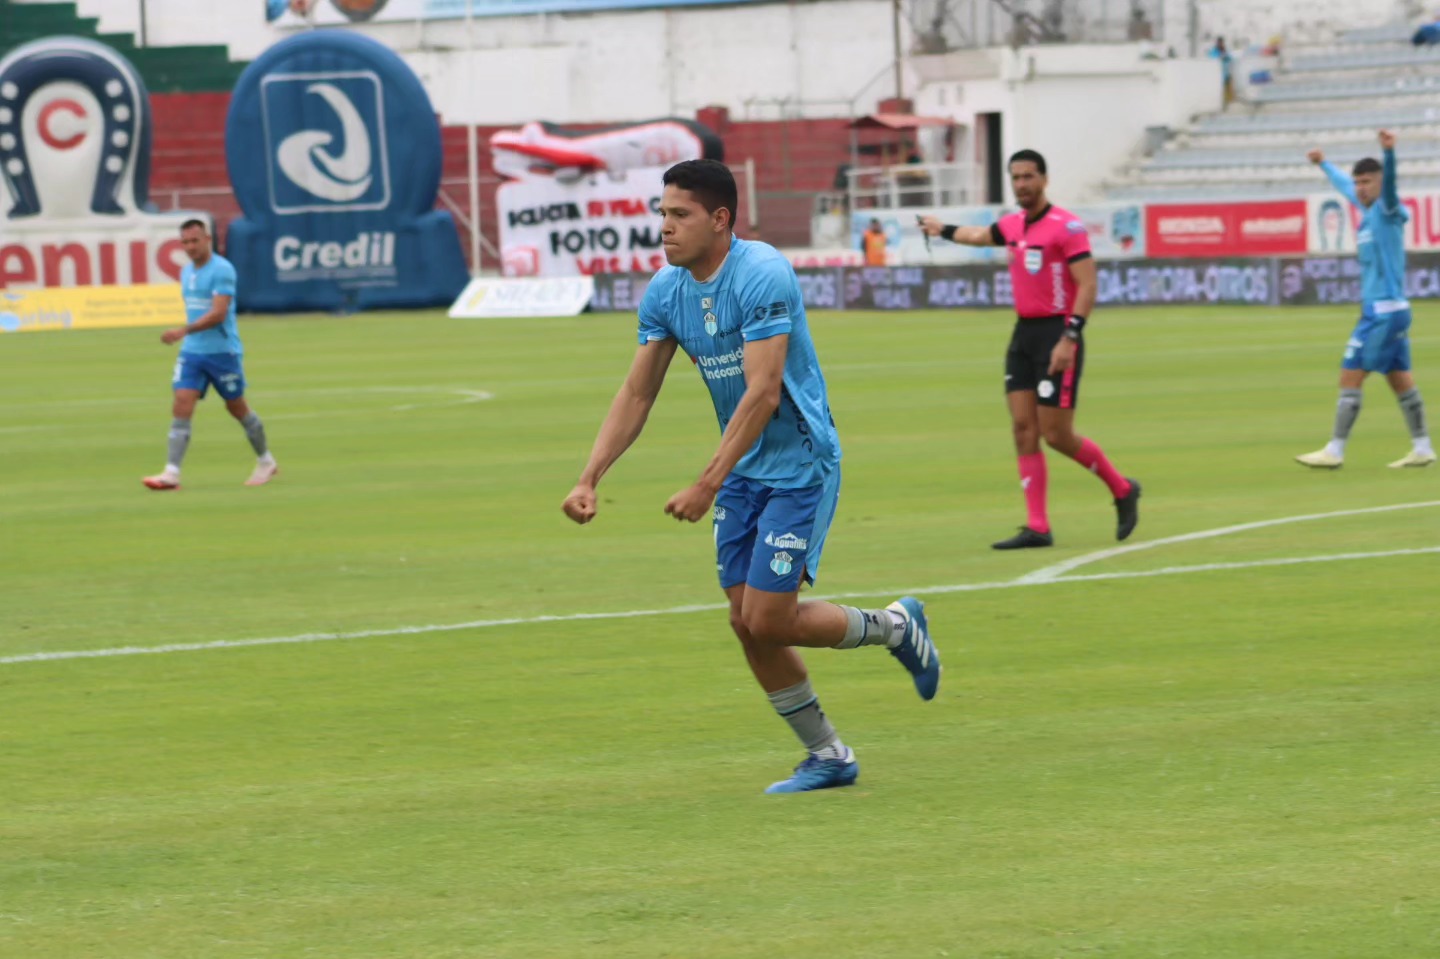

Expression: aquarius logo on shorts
xmin=764 ymin=531 xmax=808 ymax=550
xmin=769 ymin=551 xmax=794 ymax=576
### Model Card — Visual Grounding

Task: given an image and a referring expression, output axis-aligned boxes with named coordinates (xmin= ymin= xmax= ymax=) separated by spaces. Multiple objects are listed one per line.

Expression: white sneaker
xmin=1388 ymin=449 xmax=1437 ymax=469
xmin=1295 ymin=449 xmax=1343 ymax=469
xmin=142 ymin=472 xmax=180 ymax=490
xmin=244 ymin=461 xmax=279 ymax=486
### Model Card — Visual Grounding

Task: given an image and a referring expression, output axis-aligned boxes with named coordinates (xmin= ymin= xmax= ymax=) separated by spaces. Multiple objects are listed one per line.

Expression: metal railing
xmin=846 ymin=162 xmax=980 ymax=210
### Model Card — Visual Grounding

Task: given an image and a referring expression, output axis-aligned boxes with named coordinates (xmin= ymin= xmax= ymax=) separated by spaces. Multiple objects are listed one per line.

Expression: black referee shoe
xmin=992 ymin=526 xmax=1053 ymax=550
xmin=1114 ymin=478 xmax=1142 ymax=542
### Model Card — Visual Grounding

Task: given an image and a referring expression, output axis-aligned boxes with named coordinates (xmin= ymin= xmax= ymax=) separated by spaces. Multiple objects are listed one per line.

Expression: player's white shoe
xmin=1295 ymin=449 xmax=1343 ymax=470
xmin=1388 ymin=449 xmax=1437 ymax=469
xmin=244 ymin=461 xmax=279 ymax=486
xmin=142 ymin=472 xmax=180 ymax=490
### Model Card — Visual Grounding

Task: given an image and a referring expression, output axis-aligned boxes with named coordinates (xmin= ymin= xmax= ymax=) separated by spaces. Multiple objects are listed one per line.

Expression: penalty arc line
xmin=2 ymin=545 xmax=1437 ymax=667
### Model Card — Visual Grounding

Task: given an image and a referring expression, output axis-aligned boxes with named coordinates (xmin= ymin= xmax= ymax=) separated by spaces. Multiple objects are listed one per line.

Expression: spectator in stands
xmin=861 ymin=218 xmax=888 ymax=266
xmin=1412 ymin=18 xmax=1440 ymax=46
xmin=1208 ymin=37 xmax=1235 ymax=104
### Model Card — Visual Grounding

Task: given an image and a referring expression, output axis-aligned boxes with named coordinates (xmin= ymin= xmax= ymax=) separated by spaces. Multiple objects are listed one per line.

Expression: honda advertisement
xmin=1146 ymin=200 xmax=1308 ymax=258
xmin=0 ymin=37 xmax=205 ymax=289
xmin=223 ymin=31 xmax=467 ymax=311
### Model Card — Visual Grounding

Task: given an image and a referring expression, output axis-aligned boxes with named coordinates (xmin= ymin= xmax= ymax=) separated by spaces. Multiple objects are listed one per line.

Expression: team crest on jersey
xmin=704 ymin=311 xmax=718 ymax=336
xmin=769 ymin=551 xmax=794 ymax=576
xmin=1024 ymin=248 xmax=1044 ymax=275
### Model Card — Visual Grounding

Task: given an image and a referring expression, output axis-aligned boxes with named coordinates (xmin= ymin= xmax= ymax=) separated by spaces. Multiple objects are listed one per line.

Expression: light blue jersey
xmin=1321 ymin=148 xmax=1408 ymax=305
xmin=638 ymin=237 xmax=840 ymax=489
xmin=179 ymin=254 xmax=241 ymax=355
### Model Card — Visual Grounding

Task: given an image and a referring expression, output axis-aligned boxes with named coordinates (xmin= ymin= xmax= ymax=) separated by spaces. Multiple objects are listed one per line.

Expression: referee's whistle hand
xmin=918 ymin=216 xmax=944 ymax=237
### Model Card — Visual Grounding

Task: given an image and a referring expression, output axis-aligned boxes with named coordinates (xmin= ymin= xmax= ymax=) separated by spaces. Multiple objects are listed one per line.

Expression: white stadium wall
xmin=913 ymin=45 xmax=1223 ymax=204
xmin=18 ymin=0 xmax=904 ymax=124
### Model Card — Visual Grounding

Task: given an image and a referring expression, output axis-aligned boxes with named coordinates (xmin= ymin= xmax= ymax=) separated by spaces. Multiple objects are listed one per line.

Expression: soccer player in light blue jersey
xmin=143 ymin=220 xmax=278 ymax=490
xmin=1296 ymin=130 xmax=1434 ymax=469
xmin=562 ymin=160 xmax=940 ymax=794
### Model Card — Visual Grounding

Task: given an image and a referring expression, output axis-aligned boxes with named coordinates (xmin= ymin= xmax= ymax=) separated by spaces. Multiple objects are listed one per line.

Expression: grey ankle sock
xmin=1397 ymin=388 xmax=1428 ymax=442
xmin=1333 ymin=388 xmax=1363 ymax=443
xmin=240 ymin=411 xmax=269 ymax=457
xmin=766 ymin=679 xmax=840 ymax=753
xmin=834 ymin=605 xmax=904 ymax=649
xmin=166 ymin=417 xmax=191 ymax=470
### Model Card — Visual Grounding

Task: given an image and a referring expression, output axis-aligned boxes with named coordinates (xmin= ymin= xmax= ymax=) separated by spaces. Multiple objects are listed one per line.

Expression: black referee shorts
xmin=1004 ymin=316 xmax=1084 ymax=409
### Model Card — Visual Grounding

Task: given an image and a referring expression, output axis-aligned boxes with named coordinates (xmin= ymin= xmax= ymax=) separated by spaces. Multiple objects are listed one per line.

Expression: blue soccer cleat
xmin=887 ymin=596 xmax=941 ymax=701
xmin=764 ymin=748 xmax=860 ymax=794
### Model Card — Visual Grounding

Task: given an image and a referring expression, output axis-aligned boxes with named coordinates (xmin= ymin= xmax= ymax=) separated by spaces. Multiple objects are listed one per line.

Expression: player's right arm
xmin=1309 ymin=148 xmax=1360 ymax=206
xmin=918 ymin=215 xmax=1002 ymax=247
xmin=562 ymin=337 xmax=677 ymax=524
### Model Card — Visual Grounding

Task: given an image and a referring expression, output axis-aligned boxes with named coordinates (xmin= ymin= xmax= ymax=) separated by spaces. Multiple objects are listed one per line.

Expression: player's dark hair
xmin=662 ymin=159 xmax=738 ymax=231
xmin=1352 ymin=157 xmax=1382 ymax=176
xmin=180 ymin=218 xmax=208 ymax=233
xmin=1008 ymin=149 xmax=1047 ymax=175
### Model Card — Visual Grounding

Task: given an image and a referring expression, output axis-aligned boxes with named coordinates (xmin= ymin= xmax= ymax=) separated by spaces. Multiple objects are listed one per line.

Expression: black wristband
xmin=940 ymin=225 xmax=957 ymax=242
xmin=1065 ymin=314 xmax=1087 ymax=331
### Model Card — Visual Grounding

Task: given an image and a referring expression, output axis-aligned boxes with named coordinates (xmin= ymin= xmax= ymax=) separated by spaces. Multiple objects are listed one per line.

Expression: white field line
xmin=3 ymin=538 xmax=1436 ymax=667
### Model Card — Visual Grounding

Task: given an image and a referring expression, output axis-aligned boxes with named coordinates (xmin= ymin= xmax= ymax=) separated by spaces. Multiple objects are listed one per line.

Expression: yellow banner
xmin=0 ymin=284 xmax=182 ymax=334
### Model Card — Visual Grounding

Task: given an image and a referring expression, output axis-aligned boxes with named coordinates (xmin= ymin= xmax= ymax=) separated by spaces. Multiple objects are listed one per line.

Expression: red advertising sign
xmin=1147 ymin=200 xmax=1308 ymax=258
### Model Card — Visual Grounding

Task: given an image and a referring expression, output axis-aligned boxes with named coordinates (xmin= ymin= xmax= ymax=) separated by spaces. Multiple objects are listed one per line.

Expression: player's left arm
xmin=1051 ymin=256 xmax=1097 ymax=375
xmin=160 ymin=294 xmax=233 ymax=344
xmin=1379 ymin=129 xmax=1403 ymax=216
xmin=665 ymin=333 xmax=787 ymax=522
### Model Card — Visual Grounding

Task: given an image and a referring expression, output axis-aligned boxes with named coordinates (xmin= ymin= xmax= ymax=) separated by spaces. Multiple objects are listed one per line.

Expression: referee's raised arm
xmin=918 ymin=215 xmax=1002 ymax=247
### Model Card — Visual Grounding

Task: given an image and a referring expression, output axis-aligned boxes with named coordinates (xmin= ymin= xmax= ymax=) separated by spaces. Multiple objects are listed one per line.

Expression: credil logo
xmin=276 ymin=83 xmax=372 ymax=202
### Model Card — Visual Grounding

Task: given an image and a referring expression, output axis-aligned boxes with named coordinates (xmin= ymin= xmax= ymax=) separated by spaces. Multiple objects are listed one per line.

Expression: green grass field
xmin=2 ymin=304 xmax=1437 ymax=959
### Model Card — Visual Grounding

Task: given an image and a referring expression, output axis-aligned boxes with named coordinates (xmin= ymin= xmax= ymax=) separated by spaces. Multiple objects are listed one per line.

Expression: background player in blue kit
xmin=561 ymin=160 xmax=940 ymax=794
xmin=1296 ymin=130 xmax=1434 ymax=469
xmin=143 ymin=220 xmax=278 ymax=490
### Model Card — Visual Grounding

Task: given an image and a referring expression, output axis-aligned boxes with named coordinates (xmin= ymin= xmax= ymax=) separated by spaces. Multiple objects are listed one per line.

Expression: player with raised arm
xmin=1295 ymin=130 xmax=1433 ymax=469
xmin=920 ymin=149 xmax=1140 ymax=549
xmin=562 ymin=160 xmax=940 ymax=794
xmin=142 ymin=220 xmax=278 ymax=490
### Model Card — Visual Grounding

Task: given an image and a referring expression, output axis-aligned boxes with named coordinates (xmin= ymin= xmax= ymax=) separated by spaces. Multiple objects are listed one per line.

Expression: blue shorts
xmin=714 ymin=469 xmax=841 ymax=593
xmin=1342 ymin=302 xmax=1412 ymax=373
xmin=173 ymin=351 xmax=246 ymax=399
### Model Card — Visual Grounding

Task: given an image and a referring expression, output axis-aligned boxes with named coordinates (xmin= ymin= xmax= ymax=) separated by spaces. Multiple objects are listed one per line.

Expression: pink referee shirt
xmin=992 ymin=204 xmax=1092 ymax=319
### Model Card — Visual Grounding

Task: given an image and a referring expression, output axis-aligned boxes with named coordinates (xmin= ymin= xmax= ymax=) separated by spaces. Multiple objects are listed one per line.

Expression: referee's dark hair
xmin=1008 ymin=149 xmax=1048 ymax=175
xmin=179 ymin=218 xmax=208 ymax=233
xmin=663 ymin=159 xmax=738 ymax=231
xmin=1352 ymin=157 xmax=1382 ymax=176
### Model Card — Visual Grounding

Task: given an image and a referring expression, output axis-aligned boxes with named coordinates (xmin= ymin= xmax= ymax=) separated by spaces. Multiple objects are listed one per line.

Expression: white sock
xmin=163 ymin=464 xmax=181 ymax=477
xmin=884 ymin=609 xmax=906 ymax=648
xmin=1415 ymin=436 xmax=1434 ymax=455
xmin=812 ymin=742 xmax=851 ymax=761
xmin=1324 ymin=439 xmax=1345 ymax=458
xmin=258 ymin=452 xmax=277 ymax=466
